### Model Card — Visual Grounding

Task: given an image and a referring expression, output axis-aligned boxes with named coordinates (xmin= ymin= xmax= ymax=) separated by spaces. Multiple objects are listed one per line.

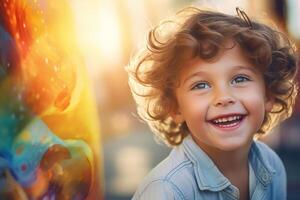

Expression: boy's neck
xmin=193 ymin=137 xmax=252 ymax=200
xmin=212 ymin=146 xmax=250 ymax=173
xmin=192 ymin=136 xmax=252 ymax=173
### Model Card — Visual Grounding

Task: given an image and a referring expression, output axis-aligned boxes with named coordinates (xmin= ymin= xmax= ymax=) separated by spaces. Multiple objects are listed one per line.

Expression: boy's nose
xmin=213 ymin=95 xmax=236 ymax=107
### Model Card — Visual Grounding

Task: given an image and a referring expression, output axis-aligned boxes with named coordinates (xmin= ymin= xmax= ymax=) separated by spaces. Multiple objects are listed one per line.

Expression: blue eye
xmin=191 ymin=82 xmax=210 ymax=90
xmin=232 ymin=75 xmax=251 ymax=84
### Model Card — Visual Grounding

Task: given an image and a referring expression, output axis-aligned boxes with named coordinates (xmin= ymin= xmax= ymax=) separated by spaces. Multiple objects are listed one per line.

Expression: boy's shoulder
xmin=251 ymin=140 xmax=286 ymax=176
xmin=137 ymin=145 xmax=193 ymax=183
xmin=252 ymin=140 xmax=283 ymax=165
xmin=133 ymin=146 xmax=196 ymax=199
xmin=251 ymin=140 xmax=287 ymax=198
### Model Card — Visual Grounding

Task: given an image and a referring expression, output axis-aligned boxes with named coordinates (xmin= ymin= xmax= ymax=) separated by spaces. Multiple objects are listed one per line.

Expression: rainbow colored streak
xmin=0 ymin=0 xmax=102 ymax=199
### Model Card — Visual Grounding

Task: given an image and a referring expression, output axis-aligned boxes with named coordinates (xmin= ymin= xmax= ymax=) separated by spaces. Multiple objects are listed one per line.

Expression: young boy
xmin=127 ymin=6 xmax=298 ymax=200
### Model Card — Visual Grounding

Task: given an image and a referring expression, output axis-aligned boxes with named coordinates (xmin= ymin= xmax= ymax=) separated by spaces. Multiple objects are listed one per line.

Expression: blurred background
xmin=72 ymin=0 xmax=299 ymax=199
xmin=67 ymin=0 xmax=300 ymax=199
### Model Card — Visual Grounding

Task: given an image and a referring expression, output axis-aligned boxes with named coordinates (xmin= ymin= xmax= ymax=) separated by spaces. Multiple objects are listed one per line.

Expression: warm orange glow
xmin=72 ymin=0 xmax=122 ymax=73
xmin=0 ymin=0 xmax=103 ymax=198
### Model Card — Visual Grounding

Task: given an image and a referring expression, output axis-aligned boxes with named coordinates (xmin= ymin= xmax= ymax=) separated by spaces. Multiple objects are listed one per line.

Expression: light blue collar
xmin=182 ymin=135 xmax=275 ymax=192
xmin=182 ymin=135 xmax=231 ymax=191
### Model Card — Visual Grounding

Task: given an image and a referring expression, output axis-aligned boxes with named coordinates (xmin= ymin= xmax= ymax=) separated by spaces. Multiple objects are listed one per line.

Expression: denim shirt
xmin=132 ymin=136 xmax=286 ymax=200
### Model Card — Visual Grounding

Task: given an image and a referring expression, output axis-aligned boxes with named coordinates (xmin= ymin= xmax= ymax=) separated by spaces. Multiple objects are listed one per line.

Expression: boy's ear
xmin=170 ymin=105 xmax=185 ymax=124
xmin=265 ymin=95 xmax=274 ymax=112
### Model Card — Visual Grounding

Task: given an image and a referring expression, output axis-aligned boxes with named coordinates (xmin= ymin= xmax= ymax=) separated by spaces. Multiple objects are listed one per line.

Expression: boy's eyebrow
xmin=183 ymin=71 xmax=207 ymax=85
xmin=183 ymin=65 xmax=259 ymax=85
xmin=235 ymin=65 xmax=260 ymax=74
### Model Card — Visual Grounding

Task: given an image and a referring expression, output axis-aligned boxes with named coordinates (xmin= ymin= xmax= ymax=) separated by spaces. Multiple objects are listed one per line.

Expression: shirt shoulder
xmin=132 ymin=179 xmax=182 ymax=200
xmin=253 ymin=140 xmax=285 ymax=172
xmin=133 ymin=147 xmax=196 ymax=200
xmin=252 ymin=140 xmax=287 ymax=198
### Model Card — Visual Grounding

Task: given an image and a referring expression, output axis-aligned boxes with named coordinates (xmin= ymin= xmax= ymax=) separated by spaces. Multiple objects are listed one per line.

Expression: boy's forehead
xmin=177 ymin=39 xmax=238 ymax=64
xmin=177 ymin=43 xmax=259 ymax=78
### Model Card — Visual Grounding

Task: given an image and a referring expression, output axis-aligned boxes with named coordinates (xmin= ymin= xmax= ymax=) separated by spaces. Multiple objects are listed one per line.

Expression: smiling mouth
xmin=209 ymin=114 xmax=245 ymax=129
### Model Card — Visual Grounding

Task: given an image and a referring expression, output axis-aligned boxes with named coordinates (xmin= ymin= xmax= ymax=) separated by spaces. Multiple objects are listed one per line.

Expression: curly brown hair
xmin=126 ymin=7 xmax=298 ymax=146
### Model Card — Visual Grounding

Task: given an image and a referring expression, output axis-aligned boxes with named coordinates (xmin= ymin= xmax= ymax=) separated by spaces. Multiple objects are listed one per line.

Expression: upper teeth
xmin=213 ymin=115 xmax=242 ymax=124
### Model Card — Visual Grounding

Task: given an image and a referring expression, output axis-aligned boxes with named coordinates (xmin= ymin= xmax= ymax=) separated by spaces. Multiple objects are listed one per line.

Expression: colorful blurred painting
xmin=0 ymin=0 xmax=103 ymax=199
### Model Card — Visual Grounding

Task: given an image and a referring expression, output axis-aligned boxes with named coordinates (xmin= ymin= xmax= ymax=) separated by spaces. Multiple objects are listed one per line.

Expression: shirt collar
xmin=182 ymin=136 xmax=276 ymax=192
xmin=182 ymin=135 xmax=231 ymax=191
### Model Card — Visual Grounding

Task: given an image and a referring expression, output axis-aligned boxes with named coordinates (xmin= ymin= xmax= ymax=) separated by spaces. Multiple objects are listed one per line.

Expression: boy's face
xmin=172 ymin=42 xmax=273 ymax=153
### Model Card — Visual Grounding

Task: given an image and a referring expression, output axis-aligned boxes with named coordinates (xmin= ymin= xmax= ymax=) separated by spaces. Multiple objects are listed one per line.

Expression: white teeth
xmin=219 ymin=122 xmax=239 ymax=128
xmin=212 ymin=115 xmax=242 ymax=124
